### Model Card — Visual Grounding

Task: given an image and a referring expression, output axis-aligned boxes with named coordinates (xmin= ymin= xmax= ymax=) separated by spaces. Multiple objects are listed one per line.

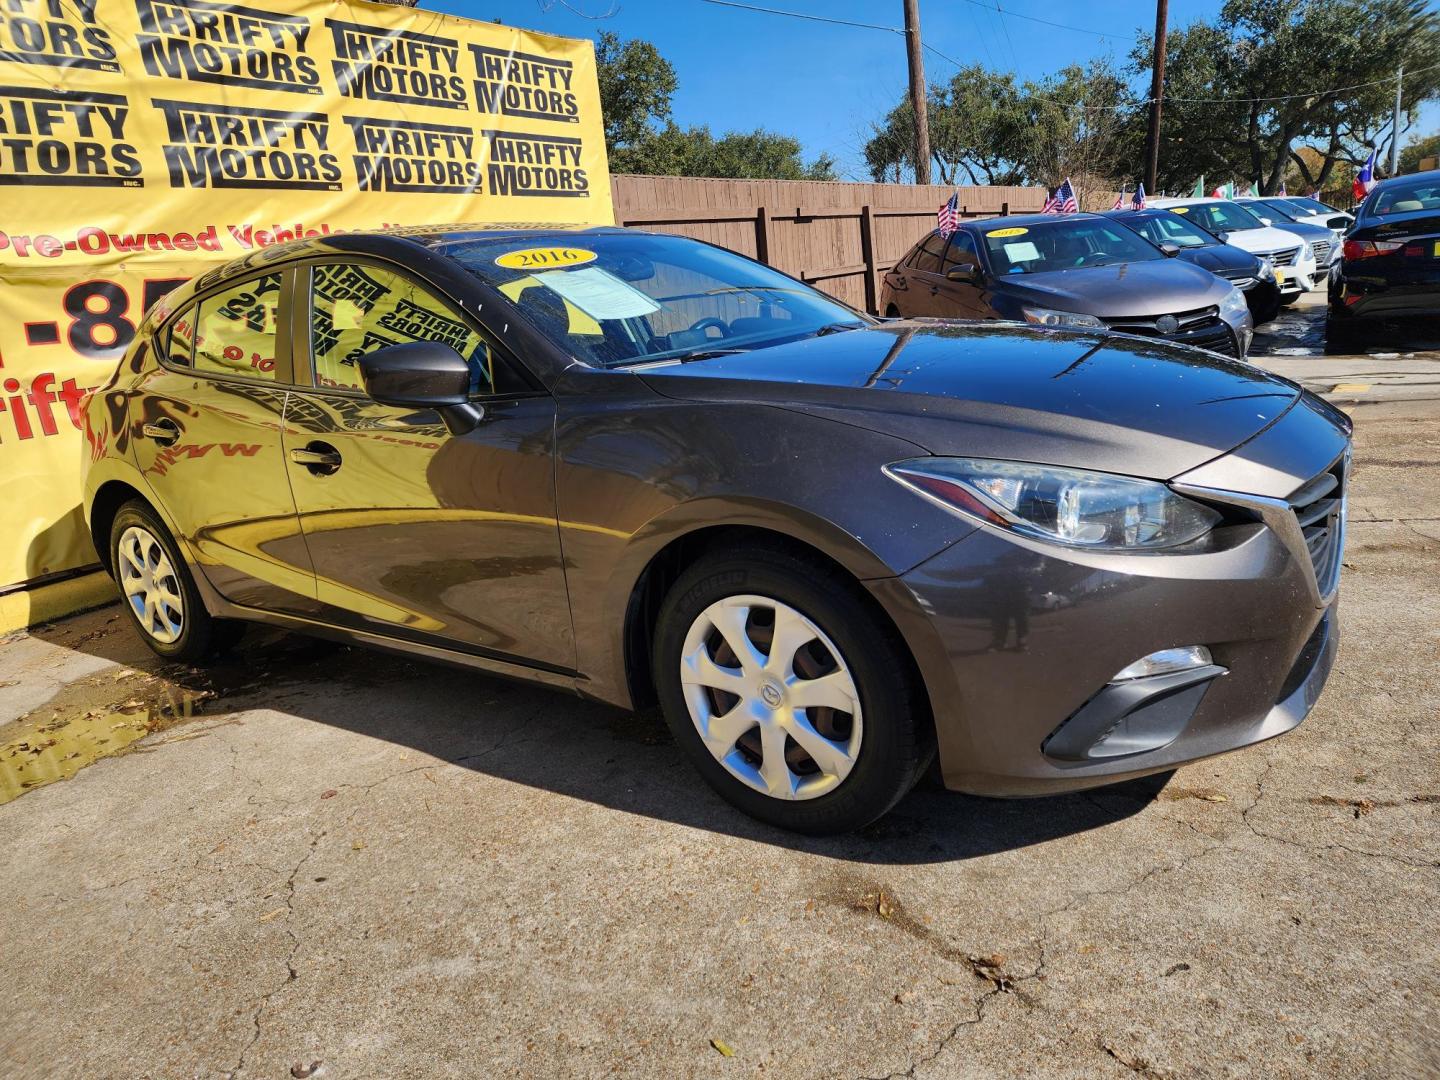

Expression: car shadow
xmin=27 ymin=613 xmax=1169 ymax=866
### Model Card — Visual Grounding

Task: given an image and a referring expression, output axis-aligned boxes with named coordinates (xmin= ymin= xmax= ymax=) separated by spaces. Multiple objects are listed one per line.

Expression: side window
xmin=309 ymin=264 xmax=507 ymax=396
xmin=192 ymin=273 xmax=283 ymax=381
xmin=158 ymin=306 xmax=198 ymax=366
xmin=910 ymin=234 xmax=948 ymax=274
xmin=944 ymin=233 xmax=979 ymax=268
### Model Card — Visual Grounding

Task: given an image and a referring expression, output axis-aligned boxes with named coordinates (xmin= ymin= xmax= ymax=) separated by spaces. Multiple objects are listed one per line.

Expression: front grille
xmin=1218 ymin=269 xmax=1258 ymax=289
xmin=1311 ymin=239 xmax=1332 ymax=263
xmin=1263 ymin=247 xmax=1300 ymax=267
xmin=1289 ymin=457 xmax=1346 ymax=599
xmin=1101 ymin=305 xmax=1235 ymax=356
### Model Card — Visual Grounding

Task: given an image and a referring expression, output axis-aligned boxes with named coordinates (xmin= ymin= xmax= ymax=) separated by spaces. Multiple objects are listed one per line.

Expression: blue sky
xmin=437 ymin=0 xmax=1440 ymax=180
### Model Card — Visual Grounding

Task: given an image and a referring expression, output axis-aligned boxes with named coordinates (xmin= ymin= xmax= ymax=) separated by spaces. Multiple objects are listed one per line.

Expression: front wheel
xmin=653 ymin=546 xmax=931 ymax=834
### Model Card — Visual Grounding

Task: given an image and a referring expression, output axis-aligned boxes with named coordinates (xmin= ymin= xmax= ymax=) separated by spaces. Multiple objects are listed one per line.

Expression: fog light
xmin=1110 ymin=646 xmax=1214 ymax=682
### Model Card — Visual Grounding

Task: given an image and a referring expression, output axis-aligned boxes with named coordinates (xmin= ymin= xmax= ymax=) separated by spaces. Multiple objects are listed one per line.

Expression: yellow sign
xmin=0 ymin=0 xmax=611 ymax=591
xmin=986 ymin=227 xmax=1029 ymax=237
xmin=1171 ymin=207 xmax=1191 ymax=214
xmin=494 ymin=246 xmax=597 ymax=270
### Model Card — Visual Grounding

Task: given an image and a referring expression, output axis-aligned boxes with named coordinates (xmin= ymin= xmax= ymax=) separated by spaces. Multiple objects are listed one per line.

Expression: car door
xmin=130 ymin=267 xmax=317 ymax=613
xmin=281 ymin=259 xmax=573 ymax=672
xmin=888 ymin=232 xmax=951 ymax=316
xmin=928 ymin=232 xmax=993 ymax=318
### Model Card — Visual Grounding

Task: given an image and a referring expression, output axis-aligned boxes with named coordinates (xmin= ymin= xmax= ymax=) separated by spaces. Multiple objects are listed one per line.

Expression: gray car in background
xmin=82 ymin=226 xmax=1347 ymax=834
xmin=881 ymin=214 xmax=1254 ymax=357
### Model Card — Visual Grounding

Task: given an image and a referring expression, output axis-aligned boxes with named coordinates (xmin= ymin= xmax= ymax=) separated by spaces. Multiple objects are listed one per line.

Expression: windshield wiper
xmin=811 ymin=321 xmax=866 ymax=337
xmin=673 ymin=347 xmax=749 ymax=363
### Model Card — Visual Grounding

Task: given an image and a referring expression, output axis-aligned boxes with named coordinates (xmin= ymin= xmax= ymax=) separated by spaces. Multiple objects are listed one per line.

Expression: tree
xmin=1399 ymin=132 xmax=1440 ymax=173
xmin=595 ymin=33 xmax=833 ymax=179
xmin=615 ymin=123 xmax=836 ymax=180
xmin=594 ymin=31 xmax=676 ymax=159
xmin=1132 ymin=0 xmax=1440 ymax=194
xmin=863 ymin=60 xmax=1135 ymax=203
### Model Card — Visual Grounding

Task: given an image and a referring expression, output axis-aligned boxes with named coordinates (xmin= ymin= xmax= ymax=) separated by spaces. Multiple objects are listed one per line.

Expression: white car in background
xmin=1240 ymin=195 xmax=1354 ymax=232
xmin=1235 ymin=197 xmax=1347 ymax=272
xmin=1148 ymin=197 xmax=1318 ymax=304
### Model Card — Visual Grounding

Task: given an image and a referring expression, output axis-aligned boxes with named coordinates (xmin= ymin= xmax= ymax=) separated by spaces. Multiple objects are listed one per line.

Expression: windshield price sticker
xmin=535 ymin=266 xmax=659 ymax=320
xmin=494 ymin=247 xmax=597 ymax=270
xmin=987 ymin=227 xmax=1029 ymax=238
xmin=1003 ymin=241 xmax=1041 ymax=262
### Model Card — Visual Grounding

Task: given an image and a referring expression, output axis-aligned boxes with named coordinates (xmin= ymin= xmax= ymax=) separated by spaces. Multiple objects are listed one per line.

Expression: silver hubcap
xmin=117 ymin=526 xmax=184 ymax=644
xmin=680 ymin=594 xmax=862 ymax=801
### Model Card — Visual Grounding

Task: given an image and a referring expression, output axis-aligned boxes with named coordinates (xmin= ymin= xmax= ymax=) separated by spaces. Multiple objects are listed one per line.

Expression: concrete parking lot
xmin=2 ymin=295 xmax=1437 ymax=1080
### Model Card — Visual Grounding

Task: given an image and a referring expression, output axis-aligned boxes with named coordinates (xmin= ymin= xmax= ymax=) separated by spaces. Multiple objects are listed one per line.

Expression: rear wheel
xmin=109 ymin=501 xmax=241 ymax=662
xmin=653 ymin=546 xmax=931 ymax=834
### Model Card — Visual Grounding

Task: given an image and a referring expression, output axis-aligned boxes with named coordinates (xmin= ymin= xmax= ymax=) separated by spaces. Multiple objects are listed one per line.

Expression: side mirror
xmin=358 ymin=340 xmax=484 ymax=436
xmin=946 ymin=263 xmax=982 ymax=284
xmin=1216 ymin=231 xmax=1230 ymax=242
xmin=1158 ymin=242 xmax=1181 ymax=257
xmin=1258 ymin=217 xmax=1273 ymax=226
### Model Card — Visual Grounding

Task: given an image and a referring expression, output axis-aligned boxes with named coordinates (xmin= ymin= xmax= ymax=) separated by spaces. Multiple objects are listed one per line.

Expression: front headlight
xmin=1301 ymin=242 xmax=1314 ymax=262
xmin=1219 ymin=286 xmax=1248 ymax=320
xmin=1021 ymin=306 xmax=1105 ymax=329
xmin=1256 ymin=258 xmax=1275 ymax=281
xmin=887 ymin=458 xmax=1222 ymax=550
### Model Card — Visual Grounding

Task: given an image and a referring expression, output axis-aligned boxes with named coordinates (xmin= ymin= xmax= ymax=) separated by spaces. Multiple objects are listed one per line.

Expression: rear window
xmin=1367 ymin=179 xmax=1440 ymax=216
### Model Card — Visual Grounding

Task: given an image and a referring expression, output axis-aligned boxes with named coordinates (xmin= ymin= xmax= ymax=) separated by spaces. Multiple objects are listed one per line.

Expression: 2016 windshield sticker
xmin=987 ymin=227 xmax=1028 ymax=237
xmin=494 ymin=247 xmax=596 ymax=270
xmin=1171 ymin=207 xmax=1191 ymax=213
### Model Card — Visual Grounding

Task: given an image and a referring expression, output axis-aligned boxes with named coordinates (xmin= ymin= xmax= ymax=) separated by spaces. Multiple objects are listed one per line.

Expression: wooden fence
xmin=610 ymin=175 xmax=1046 ymax=314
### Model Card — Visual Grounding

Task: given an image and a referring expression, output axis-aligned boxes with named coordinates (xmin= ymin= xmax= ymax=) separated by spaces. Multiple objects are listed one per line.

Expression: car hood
xmin=1222 ymin=225 xmax=1310 ymax=255
xmin=637 ymin=323 xmax=1301 ymax=481
xmin=1175 ymin=245 xmax=1257 ymax=275
xmin=988 ymin=259 xmax=1230 ymax=317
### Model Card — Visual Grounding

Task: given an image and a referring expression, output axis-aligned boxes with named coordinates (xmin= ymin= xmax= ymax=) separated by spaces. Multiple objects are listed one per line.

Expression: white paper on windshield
xmin=535 ymin=267 xmax=660 ymax=320
xmin=1002 ymin=241 xmax=1041 ymax=262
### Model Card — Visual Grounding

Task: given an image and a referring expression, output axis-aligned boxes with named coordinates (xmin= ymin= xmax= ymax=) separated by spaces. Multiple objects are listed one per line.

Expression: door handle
xmin=290 ymin=442 xmax=342 ymax=475
xmin=140 ymin=418 xmax=180 ymax=445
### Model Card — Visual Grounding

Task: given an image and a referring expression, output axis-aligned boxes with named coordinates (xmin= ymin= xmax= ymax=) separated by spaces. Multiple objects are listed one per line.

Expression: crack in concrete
xmin=857 ymin=984 xmax=1005 ymax=1080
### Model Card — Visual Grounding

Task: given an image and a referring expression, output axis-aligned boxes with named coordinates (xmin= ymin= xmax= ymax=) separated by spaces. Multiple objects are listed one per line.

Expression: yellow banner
xmin=0 ymin=0 xmax=610 ymax=590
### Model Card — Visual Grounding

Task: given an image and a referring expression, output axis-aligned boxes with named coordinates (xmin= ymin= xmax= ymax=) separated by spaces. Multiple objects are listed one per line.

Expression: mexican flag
xmin=1190 ymin=176 xmax=1206 ymax=197
xmin=1210 ymin=181 xmax=1235 ymax=199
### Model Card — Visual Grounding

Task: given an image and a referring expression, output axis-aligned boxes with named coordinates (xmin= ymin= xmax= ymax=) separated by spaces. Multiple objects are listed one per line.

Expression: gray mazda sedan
xmin=82 ymin=225 xmax=1350 ymax=834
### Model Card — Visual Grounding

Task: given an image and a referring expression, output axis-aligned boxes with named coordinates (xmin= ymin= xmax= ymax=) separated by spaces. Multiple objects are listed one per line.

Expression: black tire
xmin=1278 ymin=293 xmax=1300 ymax=307
xmin=1325 ymin=311 xmax=1364 ymax=353
xmin=653 ymin=545 xmax=932 ymax=835
xmin=1248 ymin=291 xmax=1281 ymax=326
xmin=109 ymin=500 xmax=242 ymax=662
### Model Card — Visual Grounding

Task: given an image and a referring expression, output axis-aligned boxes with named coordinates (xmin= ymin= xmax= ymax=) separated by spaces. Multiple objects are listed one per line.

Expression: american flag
xmin=937 ymin=192 xmax=960 ymax=236
xmin=1131 ymin=183 xmax=1147 ymax=210
xmin=1278 ymin=182 xmax=1288 ymax=196
xmin=1111 ymin=189 xmax=1126 ymax=210
xmin=1043 ymin=177 xmax=1078 ymax=214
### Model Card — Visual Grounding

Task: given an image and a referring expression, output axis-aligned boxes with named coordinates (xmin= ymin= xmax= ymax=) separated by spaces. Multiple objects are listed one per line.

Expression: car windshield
xmin=1119 ymin=212 xmax=1216 ymax=248
xmin=1240 ymin=199 xmax=1300 ymax=222
xmin=1367 ymin=178 xmax=1440 ymax=216
xmin=439 ymin=232 xmax=865 ymax=368
xmin=1167 ymin=201 xmax=1266 ymax=233
xmin=1288 ymin=196 xmax=1340 ymax=214
xmin=978 ymin=218 xmax=1164 ymax=275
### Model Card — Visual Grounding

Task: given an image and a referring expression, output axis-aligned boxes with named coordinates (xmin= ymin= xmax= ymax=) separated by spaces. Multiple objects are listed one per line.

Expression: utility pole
xmin=1389 ymin=64 xmax=1404 ymax=176
xmin=1143 ymin=0 xmax=1168 ymax=193
xmin=902 ymin=0 xmax=932 ymax=185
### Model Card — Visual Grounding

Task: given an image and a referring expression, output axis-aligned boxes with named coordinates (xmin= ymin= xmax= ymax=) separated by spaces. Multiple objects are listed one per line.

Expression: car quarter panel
xmin=549 ymin=368 xmax=979 ymax=709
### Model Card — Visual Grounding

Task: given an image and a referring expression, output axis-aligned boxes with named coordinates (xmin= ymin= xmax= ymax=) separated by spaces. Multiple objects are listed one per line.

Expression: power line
xmin=696 ymin=0 xmax=900 ymax=32
xmin=958 ymin=0 xmax=1137 ymax=42
xmin=696 ymin=0 xmax=1440 ymax=110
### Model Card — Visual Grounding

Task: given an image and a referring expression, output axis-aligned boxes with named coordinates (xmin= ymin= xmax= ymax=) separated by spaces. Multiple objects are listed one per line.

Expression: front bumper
xmin=873 ymin=400 xmax=1349 ymax=797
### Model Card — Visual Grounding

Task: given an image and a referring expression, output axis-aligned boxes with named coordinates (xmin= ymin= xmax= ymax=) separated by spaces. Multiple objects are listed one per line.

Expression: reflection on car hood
xmin=1175 ymin=245 xmax=1259 ymax=275
xmin=988 ymin=259 xmax=1231 ymax=317
xmin=638 ymin=323 xmax=1301 ymax=481
xmin=1219 ymin=225 xmax=1309 ymax=256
